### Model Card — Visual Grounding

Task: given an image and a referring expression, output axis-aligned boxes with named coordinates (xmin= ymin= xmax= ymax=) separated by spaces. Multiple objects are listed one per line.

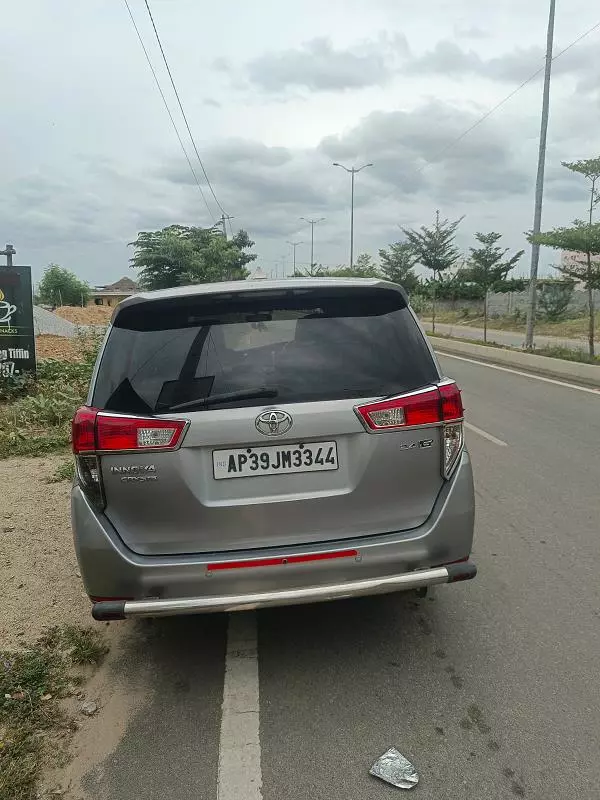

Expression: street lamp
xmin=332 ymin=162 xmax=373 ymax=268
xmin=287 ymin=241 xmax=303 ymax=276
xmin=300 ymin=217 xmax=325 ymax=271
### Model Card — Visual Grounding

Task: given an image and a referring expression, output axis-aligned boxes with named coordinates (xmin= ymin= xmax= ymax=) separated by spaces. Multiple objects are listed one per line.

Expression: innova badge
xmin=255 ymin=409 xmax=293 ymax=436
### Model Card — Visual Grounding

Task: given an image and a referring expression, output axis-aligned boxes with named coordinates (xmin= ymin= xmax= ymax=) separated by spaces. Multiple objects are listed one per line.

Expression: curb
xmin=430 ymin=336 xmax=600 ymax=389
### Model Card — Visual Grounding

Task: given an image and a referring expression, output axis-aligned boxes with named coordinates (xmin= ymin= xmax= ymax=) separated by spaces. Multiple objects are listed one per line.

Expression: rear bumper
xmin=92 ymin=561 xmax=476 ymax=620
xmin=73 ymin=450 xmax=475 ymax=619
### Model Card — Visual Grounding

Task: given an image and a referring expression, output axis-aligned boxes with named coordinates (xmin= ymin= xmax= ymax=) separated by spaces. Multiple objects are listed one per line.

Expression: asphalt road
xmin=79 ymin=355 xmax=600 ymax=800
xmin=422 ymin=320 xmax=594 ymax=351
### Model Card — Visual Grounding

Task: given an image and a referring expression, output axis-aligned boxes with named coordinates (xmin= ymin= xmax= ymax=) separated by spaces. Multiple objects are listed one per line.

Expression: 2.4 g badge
xmin=399 ymin=439 xmax=434 ymax=450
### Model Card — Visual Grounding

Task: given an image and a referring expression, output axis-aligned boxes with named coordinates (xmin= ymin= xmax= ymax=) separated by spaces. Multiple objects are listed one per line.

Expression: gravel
xmin=0 ymin=455 xmax=91 ymax=650
xmin=33 ymin=307 xmax=79 ymax=338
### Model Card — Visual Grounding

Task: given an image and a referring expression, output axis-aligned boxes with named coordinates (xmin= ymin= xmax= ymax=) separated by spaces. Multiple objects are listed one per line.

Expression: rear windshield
xmin=92 ymin=287 xmax=438 ymax=414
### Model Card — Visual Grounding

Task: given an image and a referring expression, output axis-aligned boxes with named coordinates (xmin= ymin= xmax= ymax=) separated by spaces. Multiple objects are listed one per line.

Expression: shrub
xmin=0 ymin=334 xmax=101 ymax=459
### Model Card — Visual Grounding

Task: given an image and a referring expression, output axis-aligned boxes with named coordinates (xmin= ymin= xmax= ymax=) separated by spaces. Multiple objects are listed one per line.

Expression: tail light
xmin=71 ymin=407 xmax=188 ymax=510
xmin=355 ymin=382 xmax=464 ymax=479
xmin=72 ymin=408 xmax=188 ymax=454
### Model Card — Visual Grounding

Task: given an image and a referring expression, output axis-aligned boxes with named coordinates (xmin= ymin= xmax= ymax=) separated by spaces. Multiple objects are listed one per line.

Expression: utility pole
xmin=300 ymin=218 xmax=325 ymax=271
xmin=287 ymin=241 xmax=302 ymax=276
xmin=332 ymin=162 xmax=373 ymax=268
xmin=218 ymin=213 xmax=235 ymax=240
xmin=525 ymin=0 xmax=556 ymax=349
xmin=1 ymin=243 xmax=16 ymax=268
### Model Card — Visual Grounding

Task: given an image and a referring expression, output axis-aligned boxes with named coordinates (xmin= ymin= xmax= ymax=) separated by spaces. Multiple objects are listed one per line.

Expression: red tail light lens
xmin=355 ymin=388 xmax=440 ymax=430
xmin=96 ymin=414 xmax=187 ymax=452
xmin=72 ymin=406 xmax=98 ymax=453
xmin=356 ymin=385 xmax=463 ymax=431
xmin=71 ymin=407 xmax=187 ymax=453
xmin=439 ymin=382 xmax=463 ymax=421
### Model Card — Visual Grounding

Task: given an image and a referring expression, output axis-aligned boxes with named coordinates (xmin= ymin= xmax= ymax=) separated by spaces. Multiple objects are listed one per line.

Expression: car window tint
xmin=92 ymin=288 xmax=438 ymax=412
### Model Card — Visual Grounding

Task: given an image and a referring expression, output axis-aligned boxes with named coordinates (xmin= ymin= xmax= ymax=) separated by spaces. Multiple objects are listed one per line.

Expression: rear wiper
xmin=166 ymin=387 xmax=278 ymax=412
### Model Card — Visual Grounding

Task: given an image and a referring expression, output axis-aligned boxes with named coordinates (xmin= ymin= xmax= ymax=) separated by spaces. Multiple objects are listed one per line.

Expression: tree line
xmin=36 ymin=155 xmax=599 ymax=355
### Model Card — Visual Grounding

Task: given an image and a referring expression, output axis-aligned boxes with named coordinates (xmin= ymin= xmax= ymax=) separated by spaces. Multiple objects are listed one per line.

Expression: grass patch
xmin=60 ymin=626 xmax=108 ymax=666
xmin=428 ymin=332 xmax=508 ymax=349
xmin=45 ymin=459 xmax=75 ymax=484
xmin=532 ymin=345 xmax=600 ymax=365
xmin=0 ymin=334 xmax=101 ymax=460
xmin=429 ymin=332 xmax=600 ymax=365
xmin=0 ymin=626 xmax=108 ymax=800
xmin=421 ymin=309 xmax=600 ymax=340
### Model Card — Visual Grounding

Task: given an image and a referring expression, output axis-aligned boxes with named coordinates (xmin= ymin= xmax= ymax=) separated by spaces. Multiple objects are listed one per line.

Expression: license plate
xmin=212 ymin=441 xmax=338 ymax=480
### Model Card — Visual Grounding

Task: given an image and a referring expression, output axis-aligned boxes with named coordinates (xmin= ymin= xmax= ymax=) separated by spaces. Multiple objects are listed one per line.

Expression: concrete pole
xmin=525 ymin=0 xmax=556 ymax=349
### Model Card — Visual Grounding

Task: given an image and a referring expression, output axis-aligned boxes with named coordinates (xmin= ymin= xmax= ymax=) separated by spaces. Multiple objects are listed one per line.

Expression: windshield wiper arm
xmin=167 ymin=387 xmax=278 ymax=412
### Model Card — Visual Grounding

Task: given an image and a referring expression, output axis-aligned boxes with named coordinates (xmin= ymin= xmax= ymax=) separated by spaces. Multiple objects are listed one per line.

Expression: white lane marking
xmin=217 ymin=612 xmax=262 ymax=800
xmin=465 ymin=422 xmax=507 ymax=447
xmin=439 ymin=352 xmax=600 ymax=396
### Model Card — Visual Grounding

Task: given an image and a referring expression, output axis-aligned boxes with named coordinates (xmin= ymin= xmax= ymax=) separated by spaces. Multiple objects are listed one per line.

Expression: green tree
xmin=537 ymin=279 xmax=575 ymax=322
xmin=432 ymin=269 xmax=485 ymax=301
xmin=37 ymin=264 xmax=90 ymax=307
xmin=530 ymin=221 xmax=600 ymax=356
xmin=378 ymin=242 xmax=420 ymax=295
xmin=327 ymin=253 xmax=381 ymax=278
xmin=531 ymin=157 xmax=600 ymax=355
xmin=296 ymin=263 xmax=328 ymax=277
xmin=402 ymin=211 xmax=464 ymax=333
xmin=561 ymin=158 xmax=600 ymax=218
xmin=462 ymin=232 xmax=524 ymax=342
xmin=130 ymin=224 xmax=257 ymax=290
xmin=499 ymin=277 xmax=527 ymax=293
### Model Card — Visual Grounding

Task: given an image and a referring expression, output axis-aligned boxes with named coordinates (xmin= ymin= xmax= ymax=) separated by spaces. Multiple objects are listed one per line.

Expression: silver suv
xmin=71 ymin=278 xmax=475 ymax=620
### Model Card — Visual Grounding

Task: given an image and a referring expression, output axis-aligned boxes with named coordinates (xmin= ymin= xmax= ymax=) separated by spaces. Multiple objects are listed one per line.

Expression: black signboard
xmin=0 ymin=266 xmax=36 ymax=378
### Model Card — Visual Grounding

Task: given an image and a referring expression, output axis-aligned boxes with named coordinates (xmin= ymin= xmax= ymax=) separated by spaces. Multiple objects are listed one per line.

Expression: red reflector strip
xmin=206 ymin=549 xmax=359 ymax=572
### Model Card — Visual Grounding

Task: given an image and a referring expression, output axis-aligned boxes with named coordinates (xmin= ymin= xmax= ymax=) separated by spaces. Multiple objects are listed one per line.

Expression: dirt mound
xmin=54 ymin=305 xmax=113 ymax=324
xmin=36 ymin=335 xmax=82 ymax=361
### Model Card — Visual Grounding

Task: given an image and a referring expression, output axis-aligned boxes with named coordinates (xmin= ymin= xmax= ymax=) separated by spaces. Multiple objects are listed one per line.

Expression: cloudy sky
xmin=2 ymin=0 xmax=599 ymax=286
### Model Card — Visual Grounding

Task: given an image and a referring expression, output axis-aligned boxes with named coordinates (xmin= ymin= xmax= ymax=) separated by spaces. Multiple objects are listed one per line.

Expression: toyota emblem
xmin=255 ymin=409 xmax=293 ymax=436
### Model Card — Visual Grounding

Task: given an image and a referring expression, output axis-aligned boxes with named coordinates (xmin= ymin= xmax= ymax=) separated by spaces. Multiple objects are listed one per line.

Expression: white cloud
xmin=0 ymin=0 xmax=598 ymax=284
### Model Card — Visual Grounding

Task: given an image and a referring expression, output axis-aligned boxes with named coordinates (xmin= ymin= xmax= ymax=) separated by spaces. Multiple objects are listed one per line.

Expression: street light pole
xmin=333 ymin=162 xmax=373 ymax=268
xmin=287 ymin=241 xmax=302 ymax=276
xmin=300 ymin=218 xmax=325 ymax=271
xmin=525 ymin=0 xmax=556 ymax=349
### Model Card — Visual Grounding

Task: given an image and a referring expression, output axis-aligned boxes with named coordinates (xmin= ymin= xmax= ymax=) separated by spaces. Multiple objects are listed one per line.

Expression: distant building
xmin=88 ymin=277 xmax=139 ymax=307
xmin=246 ymin=266 xmax=268 ymax=281
xmin=560 ymin=251 xmax=588 ymax=287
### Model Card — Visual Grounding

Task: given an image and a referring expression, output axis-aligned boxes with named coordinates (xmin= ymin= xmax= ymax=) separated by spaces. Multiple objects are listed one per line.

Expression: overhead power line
xmin=143 ymin=0 xmax=227 ymax=217
xmin=122 ymin=0 xmax=214 ymax=221
xmin=418 ymin=18 xmax=600 ymax=172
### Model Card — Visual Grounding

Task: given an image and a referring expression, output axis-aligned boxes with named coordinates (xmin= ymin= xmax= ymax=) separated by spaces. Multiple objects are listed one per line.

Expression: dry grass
xmin=422 ymin=310 xmax=600 ymax=340
xmin=35 ymin=336 xmax=82 ymax=361
xmin=429 ymin=332 xmax=600 ymax=365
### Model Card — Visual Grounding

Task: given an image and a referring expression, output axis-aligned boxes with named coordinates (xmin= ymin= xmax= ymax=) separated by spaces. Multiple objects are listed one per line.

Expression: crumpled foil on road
xmin=370 ymin=747 xmax=419 ymax=789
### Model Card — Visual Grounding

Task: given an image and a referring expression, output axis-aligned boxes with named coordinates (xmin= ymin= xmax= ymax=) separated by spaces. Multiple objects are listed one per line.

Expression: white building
xmin=247 ymin=266 xmax=268 ymax=280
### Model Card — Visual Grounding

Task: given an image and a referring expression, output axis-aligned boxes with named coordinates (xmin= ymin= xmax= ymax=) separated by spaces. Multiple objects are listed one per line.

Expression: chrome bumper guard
xmin=91 ymin=561 xmax=476 ymax=620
